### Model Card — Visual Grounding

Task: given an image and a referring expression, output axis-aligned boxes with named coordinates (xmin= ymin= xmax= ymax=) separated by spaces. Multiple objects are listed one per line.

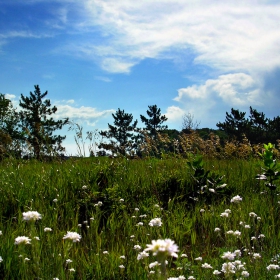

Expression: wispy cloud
xmin=71 ymin=0 xmax=280 ymax=75
xmin=94 ymin=76 xmax=112 ymax=82
xmin=54 ymin=100 xmax=115 ymax=125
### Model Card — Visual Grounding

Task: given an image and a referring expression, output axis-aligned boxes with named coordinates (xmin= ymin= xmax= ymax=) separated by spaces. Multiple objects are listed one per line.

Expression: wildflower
xmin=140 ymin=214 xmax=147 ymax=218
xmin=200 ymin=209 xmax=205 ymax=213
xmin=44 ymin=227 xmax=52 ymax=232
xmin=213 ymin=270 xmax=221 ymax=275
xmin=0 ymin=231 xmax=2 ymax=235
xmin=230 ymin=195 xmax=242 ymax=203
xmin=53 ymin=278 xmax=59 ymax=280
xmin=66 ymin=259 xmax=72 ymax=264
xmin=94 ymin=201 xmax=103 ymax=207
xmin=149 ymin=271 xmax=155 ymax=274
xmin=149 ymin=218 xmax=162 ymax=227
xmin=119 ymin=198 xmax=124 ymax=202
xmin=68 ymin=268 xmax=75 ymax=272
xmin=34 ymin=236 xmax=40 ymax=240
xmin=15 ymin=236 xmax=31 ymax=245
xmin=82 ymin=185 xmax=87 ymax=190
xmin=221 ymin=262 xmax=236 ymax=274
xmin=275 ymin=274 xmax=280 ymax=278
xmin=24 ymin=257 xmax=30 ymax=262
xmin=234 ymin=250 xmax=241 ymax=257
xmin=0 ymin=256 xmax=3 ymax=263
xmin=53 ymin=199 xmax=58 ymax=203
xmin=149 ymin=261 xmax=159 ymax=268
xmin=195 ymin=257 xmax=202 ymax=261
xmin=137 ymin=222 xmax=143 ymax=226
xmin=135 ymin=208 xmax=139 ymax=211
xmin=103 ymin=251 xmax=109 ymax=255
xmin=133 ymin=245 xmax=141 ymax=250
xmin=251 ymin=236 xmax=256 ymax=241
xmin=222 ymin=251 xmax=236 ymax=261
xmin=258 ymin=234 xmax=265 ymax=238
xmin=267 ymin=264 xmax=280 ymax=270
xmin=253 ymin=253 xmax=261 ymax=259
xmin=249 ymin=212 xmax=257 ymax=217
xmin=220 ymin=212 xmax=229 ymax=217
xmin=119 ymin=264 xmax=125 ymax=269
xmin=244 ymin=224 xmax=251 ymax=229
xmin=181 ymin=253 xmax=187 ymax=258
xmin=62 ymin=231 xmax=81 ymax=243
xmin=188 ymin=277 xmax=195 ymax=280
xmin=226 ymin=230 xmax=234 ymax=235
xmin=120 ymin=255 xmax=125 ymax=259
xmin=225 ymin=209 xmax=231 ymax=213
xmin=145 ymin=239 xmax=179 ymax=258
xmin=137 ymin=251 xmax=149 ymax=260
xmin=241 ymin=271 xmax=250 ymax=277
xmin=209 ymin=188 xmax=215 ymax=193
xmin=214 ymin=227 xmax=221 ymax=232
xmin=22 ymin=211 xmax=42 ymax=222
xmin=201 ymin=263 xmax=213 ymax=269
xmin=233 ymin=230 xmax=241 ymax=237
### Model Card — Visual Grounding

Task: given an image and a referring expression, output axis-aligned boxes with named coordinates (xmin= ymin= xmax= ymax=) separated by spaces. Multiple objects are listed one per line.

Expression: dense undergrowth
xmin=0 ymin=153 xmax=280 ymax=279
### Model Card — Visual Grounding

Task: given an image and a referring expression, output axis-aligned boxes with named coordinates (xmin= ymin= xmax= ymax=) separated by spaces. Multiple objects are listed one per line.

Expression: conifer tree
xmin=140 ymin=105 xmax=168 ymax=139
xmin=19 ymin=85 xmax=68 ymax=159
xmin=99 ymin=108 xmax=138 ymax=155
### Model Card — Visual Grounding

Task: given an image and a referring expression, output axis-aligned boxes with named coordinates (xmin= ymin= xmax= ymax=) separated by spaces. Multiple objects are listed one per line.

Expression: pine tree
xmin=99 ymin=108 xmax=138 ymax=156
xmin=19 ymin=85 xmax=69 ymax=159
xmin=140 ymin=105 xmax=168 ymax=139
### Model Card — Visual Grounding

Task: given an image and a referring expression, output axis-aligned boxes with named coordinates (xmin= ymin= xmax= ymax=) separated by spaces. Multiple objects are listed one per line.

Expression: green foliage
xmin=140 ymin=105 xmax=168 ymax=139
xmin=187 ymin=155 xmax=228 ymax=203
xmin=19 ymin=85 xmax=69 ymax=159
xmin=256 ymin=143 xmax=280 ymax=190
xmin=99 ymin=108 xmax=138 ymax=156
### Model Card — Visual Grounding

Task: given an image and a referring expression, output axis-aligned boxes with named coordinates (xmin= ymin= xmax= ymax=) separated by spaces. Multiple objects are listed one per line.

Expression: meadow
xmin=0 ymin=146 xmax=280 ymax=279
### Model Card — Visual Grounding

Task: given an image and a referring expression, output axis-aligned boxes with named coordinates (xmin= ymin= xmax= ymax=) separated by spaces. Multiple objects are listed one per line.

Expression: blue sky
xmin=1 ymin=0 xmax=280 ymax=155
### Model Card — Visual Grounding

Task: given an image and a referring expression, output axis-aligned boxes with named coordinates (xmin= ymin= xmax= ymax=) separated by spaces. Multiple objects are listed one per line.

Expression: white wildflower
xmin=145 ymin=239 xmax=179 ymax=258
xmin=15 ymin=236 xmax=31 ymax=245
xmin=62 ymin=231 xmax=81 ymax=242
xmin=230 ymin=195 xmax=242 ymax=203
xmin=44 ymin=227 xmax=52 ymax=232
xmin=149 ymin=218 xmax=162 ymax=227
xmin=22 ymin=211 xmax=42 ymax=221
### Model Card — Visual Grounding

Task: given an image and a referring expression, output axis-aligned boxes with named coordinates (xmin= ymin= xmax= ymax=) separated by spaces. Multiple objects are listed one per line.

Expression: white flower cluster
xmin=15 ymin=236 xmax=31 ymax=245
xmin=149 ymin=217 xmax=162 ymax=227
xmin=22 ymin=211 xmax=42 ymax=222
xmin=145 ymin=239 xmax=179 ymax=258
xmin=230 ymin=195 xmax=243 ymax=203
xmin=62 ymin=231 xmax=81 ymax=242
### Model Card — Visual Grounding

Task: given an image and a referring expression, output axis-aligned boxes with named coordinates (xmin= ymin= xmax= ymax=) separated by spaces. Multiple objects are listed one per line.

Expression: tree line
xmin=1 ymin=85 xmax=280 ymax=159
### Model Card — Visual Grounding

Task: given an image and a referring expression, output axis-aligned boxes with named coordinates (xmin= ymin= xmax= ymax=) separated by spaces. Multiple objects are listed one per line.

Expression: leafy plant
xmin=256 ymin=143 xmax=280 ymax=190
xmin=187 ymin=155 xmax=227 ymax=201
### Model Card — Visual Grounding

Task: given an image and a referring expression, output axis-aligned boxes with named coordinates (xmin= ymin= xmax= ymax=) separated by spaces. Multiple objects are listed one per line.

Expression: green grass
xmin=0 ymin=156 xmax=279 ymax=279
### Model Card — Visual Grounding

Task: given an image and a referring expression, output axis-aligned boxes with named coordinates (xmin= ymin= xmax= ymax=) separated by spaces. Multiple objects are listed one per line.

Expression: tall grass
xmin=0 ymin=156 xmax=279 ymax=279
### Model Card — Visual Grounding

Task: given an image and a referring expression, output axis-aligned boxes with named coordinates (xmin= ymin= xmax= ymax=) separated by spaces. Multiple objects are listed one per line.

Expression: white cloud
xmin=4 ymin=93 xmax=16 ymax=100
xmin=54 ymin=103 xmax=115 ymax=125
xmin=165 ymin=106 xmax=185 ymax=122
xmin=71 ymin=0 xmax=280 ymax=74
xmin=94 ymin=76 xmax=112 ymax=82
xmin=175 ymin=73 xmax=262 ymax=107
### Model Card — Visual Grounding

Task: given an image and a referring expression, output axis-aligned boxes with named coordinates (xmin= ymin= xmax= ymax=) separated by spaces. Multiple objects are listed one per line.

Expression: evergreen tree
xmin=140 ymin=105 xmax=168 ymax=139
xmin=99 ymin=108 xmax=138 ymax=156
xmin=216 ymin=108 xmax=249 ymax=141
xmin=0 ymin=94 xmax=22 ymax=157
xmin=19 ymin=85 xmax=69 ymax=159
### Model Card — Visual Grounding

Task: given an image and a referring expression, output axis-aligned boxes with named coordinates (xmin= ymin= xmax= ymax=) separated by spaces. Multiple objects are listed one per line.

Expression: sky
xmin=1 ymin=0 xmax=280 ymax=155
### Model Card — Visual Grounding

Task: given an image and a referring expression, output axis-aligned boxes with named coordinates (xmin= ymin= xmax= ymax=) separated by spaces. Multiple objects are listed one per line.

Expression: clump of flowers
xmin=149 ymin=217 xmax=162 ymax=227
xmin=230 ymin=195 xmax=243 ymax=203
xmin=145 ymin=239 xmax=178 ymax=258
xmin=62 ymin=231 xmax=81 ymax=243
xmin=22 ymin=211 xmax=42 ymax=222
xmin=15 ymin=236 xmax=31 ymax=245
xmin=139 ymin=239 xmax=179 ymax=279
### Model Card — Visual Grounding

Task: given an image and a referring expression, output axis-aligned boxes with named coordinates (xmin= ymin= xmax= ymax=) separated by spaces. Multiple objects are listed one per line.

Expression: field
xmin=0 ymin=153 xmax=280 ymax=279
